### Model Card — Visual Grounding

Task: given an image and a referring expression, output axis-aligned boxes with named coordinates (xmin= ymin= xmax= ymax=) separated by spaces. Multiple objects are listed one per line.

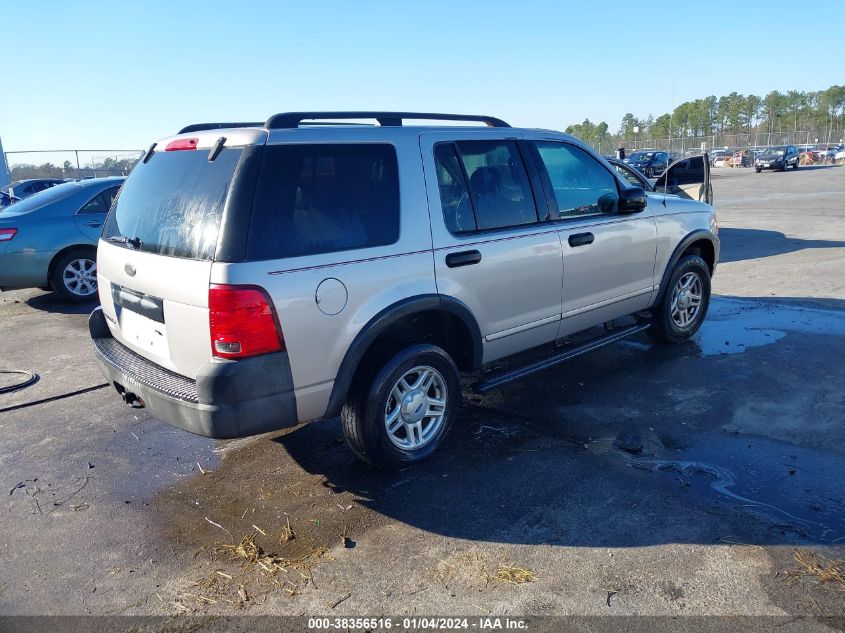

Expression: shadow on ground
xmin=718 ymin=228 xmax=845 ymax=263
xmin=23 ymin=291 xmax=98 ymax=314
xmin=156 ymin=296 xmax=845 ymax=554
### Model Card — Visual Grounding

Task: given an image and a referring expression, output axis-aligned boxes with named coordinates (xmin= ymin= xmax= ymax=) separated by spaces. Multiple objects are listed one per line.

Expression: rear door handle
xmin=445 ymin=250 xmax=482 ymax=268
xmin=568 ymin=232 xmax=594 ymax=247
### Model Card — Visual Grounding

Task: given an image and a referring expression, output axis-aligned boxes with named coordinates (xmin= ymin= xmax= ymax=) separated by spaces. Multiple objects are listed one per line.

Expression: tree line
xmin=7 ymin=157 xmax=139 ymax=182
xmin=566 ymin=84 xmax=845 ymax=148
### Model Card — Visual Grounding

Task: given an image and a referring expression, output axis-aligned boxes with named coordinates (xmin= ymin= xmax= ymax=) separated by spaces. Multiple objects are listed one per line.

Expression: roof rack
xmin=178 ymin=122 xmax=263 ymax=134
xmin=264 ymin=111 xmax=510 ymax=129
xmin=178 ymin=112 xmax=510 ymax=135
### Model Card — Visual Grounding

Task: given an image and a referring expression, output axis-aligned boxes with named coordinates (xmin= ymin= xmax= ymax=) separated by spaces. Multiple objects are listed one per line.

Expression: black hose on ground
xmin=0 ymin=370 xmax=39 ymax=394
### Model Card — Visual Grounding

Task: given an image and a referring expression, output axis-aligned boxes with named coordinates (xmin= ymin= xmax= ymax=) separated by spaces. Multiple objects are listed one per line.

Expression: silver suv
xmin=90 ymin=112 xmax=718 ymax=469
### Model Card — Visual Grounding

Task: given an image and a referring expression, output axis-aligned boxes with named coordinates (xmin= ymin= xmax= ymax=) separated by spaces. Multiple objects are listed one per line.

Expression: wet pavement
xmin=0 ymin=165 xmax=844 ymax=623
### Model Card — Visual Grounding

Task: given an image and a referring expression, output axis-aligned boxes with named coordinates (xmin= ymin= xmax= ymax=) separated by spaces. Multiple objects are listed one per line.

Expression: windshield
xmin=628 ymin=152 xmax=653 ymax=162
xmin=102 ymin=148 xmax=242 ymax=261
xmin=762 ymin=146 xmax=786 ymax=156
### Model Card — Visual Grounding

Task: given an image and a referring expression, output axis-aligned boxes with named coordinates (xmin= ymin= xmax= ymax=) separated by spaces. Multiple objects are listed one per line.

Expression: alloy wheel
xmin=384 ymin=365 xmax=448 ymax=450
xmin=62 ymin=258 xmax=98 ymax=296
xmin=670 ymin=272 xmax=703 ymax=329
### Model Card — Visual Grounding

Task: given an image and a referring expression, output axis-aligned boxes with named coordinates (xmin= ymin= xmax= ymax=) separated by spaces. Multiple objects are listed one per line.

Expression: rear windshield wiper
xmin=106 ymin=235 xmax=142 ymax=249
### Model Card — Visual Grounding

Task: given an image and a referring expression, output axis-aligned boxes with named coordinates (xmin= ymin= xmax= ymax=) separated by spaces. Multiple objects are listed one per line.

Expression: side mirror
xmin=619 ymin=186 xmax=647 ymax=213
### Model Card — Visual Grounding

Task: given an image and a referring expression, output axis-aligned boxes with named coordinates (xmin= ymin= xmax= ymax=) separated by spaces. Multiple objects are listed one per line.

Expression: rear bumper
xmin=89 ymin=307 xmax=299 ymax=438
xmin=0 ymin=250 xmax=53 ymax=290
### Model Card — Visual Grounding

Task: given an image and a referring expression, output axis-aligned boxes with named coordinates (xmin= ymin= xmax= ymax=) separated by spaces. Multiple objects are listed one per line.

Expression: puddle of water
xmin=694 ymin=298 xmax=845 ymax=356
xmin=623 ymin=434 xmax=845 ymax=542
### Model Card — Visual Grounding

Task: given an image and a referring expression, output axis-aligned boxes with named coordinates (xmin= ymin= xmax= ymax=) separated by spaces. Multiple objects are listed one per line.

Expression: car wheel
xmin=793 ymin=161 xmax=799 ymax=170
xmin=341 ymin=344 xmax=460 ymax=470
xmin=648 ymin=254 xmax=711 ymax=344
xmin=755 ymin=168 xmax=761 ymax=173
xmin=51 ymin=249 xmax=99 ymax=303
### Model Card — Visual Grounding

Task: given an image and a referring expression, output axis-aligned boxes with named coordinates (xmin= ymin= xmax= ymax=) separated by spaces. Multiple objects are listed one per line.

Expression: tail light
xmin=209 ymin=284 xmax=284 ymax=359
xmin=0 ymin=228 xmax=17 ymax=242
xmin=165 ymin=138 xmax=199 ymax=151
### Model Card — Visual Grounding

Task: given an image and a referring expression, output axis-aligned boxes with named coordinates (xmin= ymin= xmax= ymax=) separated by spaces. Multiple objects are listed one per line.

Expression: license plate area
xmin=111 ymin=284 xmax=169 ymax=359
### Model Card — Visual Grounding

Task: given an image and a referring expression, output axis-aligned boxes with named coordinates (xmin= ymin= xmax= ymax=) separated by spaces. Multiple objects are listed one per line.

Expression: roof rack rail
xmin=178 ymin=122 xmax=263 ymax=134
xmin=264 ymin=111 xmax=510 ymax=129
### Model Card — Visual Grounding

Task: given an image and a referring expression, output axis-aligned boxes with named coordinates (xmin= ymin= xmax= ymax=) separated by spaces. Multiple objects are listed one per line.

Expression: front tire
xmin=50 ymin=249 xmax=99 ymax=303
xmin=341 ymin=344 xmax=460 ymax=469
xmin=755 ymin=168 xmax=761 ymax=173
xmin=648 ymin=254 xmax=711 ymax=344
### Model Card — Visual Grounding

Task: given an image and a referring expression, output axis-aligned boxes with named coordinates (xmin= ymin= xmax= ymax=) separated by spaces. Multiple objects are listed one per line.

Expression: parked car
xmin=89 ymin=111 xmax=718 ymax=469
xmin=4 ymin=178 xmax=66 ymax=201
xmin=0 ymin=177 xmax=124 ymax=301
xmin=709 ymin=149 xmax=729 ymax=164
xmin=814 ymin=146 xmax=839 ymax=160
xmin=609 ymin=153 xmax=712 ymax=204
xmin=729 ymin=150 xmax=752 ymax=167
xmin=755 ymin=145 xmax=800 ymax=172
xmin=624 ymin=150 xmax=670 ymax=177
xmin=835 ymin=148 xmax=845 ymax=162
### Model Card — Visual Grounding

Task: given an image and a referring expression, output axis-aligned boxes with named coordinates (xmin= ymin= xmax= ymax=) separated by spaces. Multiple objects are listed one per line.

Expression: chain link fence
xmin=3 ymin=149 xmax=143 ymax=182
xmin=593 ymin=130 xmax=845 ymax=156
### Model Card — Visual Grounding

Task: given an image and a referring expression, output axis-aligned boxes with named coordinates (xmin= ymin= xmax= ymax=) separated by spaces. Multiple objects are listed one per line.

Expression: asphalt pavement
xmin=1 ymin=164 xmax=843 ymax=628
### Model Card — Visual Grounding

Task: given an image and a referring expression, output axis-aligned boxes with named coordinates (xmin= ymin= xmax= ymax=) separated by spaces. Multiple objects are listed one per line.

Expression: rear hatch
xmin=97 ymin=129 xmax=266 ymax=379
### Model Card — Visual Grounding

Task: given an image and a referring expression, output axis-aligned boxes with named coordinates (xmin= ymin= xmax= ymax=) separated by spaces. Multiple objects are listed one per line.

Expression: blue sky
xmin=3 ymin=0 xmax=843 ymax=152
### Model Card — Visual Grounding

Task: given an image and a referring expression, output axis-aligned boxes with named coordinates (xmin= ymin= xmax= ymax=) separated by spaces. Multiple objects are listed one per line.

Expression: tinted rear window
xmin=246 ymin=144 xmax=399 ymax=260
xmin=102 ymin=148 xmax=242 ymax=260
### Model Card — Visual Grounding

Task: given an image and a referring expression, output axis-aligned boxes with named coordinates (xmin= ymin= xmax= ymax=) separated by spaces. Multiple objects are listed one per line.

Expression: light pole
xmin=633 ymin=126 xmax=639 ymax=150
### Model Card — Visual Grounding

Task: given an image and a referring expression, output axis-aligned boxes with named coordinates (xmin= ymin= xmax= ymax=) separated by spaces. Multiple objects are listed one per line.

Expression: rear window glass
xmin=102 ymin=148 xmax=242 ymax=260
xmin=246 ymin=144 xmax=399 ymax=260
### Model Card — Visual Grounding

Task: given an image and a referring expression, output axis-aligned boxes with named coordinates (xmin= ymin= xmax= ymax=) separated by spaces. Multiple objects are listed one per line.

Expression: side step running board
xmin=473 ymin=323 xmax=650 ymax=393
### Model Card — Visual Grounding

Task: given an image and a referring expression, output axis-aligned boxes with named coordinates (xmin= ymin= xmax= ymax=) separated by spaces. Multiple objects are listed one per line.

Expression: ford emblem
xmin=125 ymin=263 xmax=136 ymax=277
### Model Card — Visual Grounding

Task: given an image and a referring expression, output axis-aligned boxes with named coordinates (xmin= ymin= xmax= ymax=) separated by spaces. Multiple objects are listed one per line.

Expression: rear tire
xmin=341 ymin=344 xmax=460 ymax=470
xmin=50 ymin=249 xmax=99 ymax=303
xmin=648 ymin=254 xmax=711 ymax=344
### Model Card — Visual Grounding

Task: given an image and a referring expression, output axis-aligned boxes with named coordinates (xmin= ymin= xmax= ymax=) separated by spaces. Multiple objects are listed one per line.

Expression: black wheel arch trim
xmin=324 ymin=294 xmax=482 ymax=418
xmin=654 ymin=229 xmax=719 ymax=306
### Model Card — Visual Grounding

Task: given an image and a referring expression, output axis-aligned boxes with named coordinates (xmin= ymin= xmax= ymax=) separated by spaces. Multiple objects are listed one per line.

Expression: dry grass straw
xmin=280 ymin=517 xmax=295 ymax=542
xmin=218 ymin=530 xmax=327 ymax=576
xmin=788 ymin=549 xmax=845 ymax=590
xmin=435 ymin=549 xmax=536 ymax=587
xmin=493 ymin=562 xmax=537 ymax=585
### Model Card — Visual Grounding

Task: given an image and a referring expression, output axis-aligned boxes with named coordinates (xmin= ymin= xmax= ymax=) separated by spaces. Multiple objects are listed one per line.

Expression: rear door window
xmin=434 ymin=140 xmax=538 ymax=233
xmin=246 ymin=144 xmax=400 ymax=260
xmin=102 ymin=149 xmax=242 ymax=260
xmin=79 ymin=186 xmax=121 ymax=214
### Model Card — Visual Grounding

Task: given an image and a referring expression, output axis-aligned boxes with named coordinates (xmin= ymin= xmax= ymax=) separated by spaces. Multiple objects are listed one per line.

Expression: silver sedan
xmin=0 ymin=177 xmax=124 ymax=302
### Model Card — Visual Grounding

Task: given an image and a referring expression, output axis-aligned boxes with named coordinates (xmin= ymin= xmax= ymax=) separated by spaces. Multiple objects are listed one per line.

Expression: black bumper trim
xmin=89 ymin=307 xmax=299 ymax=439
